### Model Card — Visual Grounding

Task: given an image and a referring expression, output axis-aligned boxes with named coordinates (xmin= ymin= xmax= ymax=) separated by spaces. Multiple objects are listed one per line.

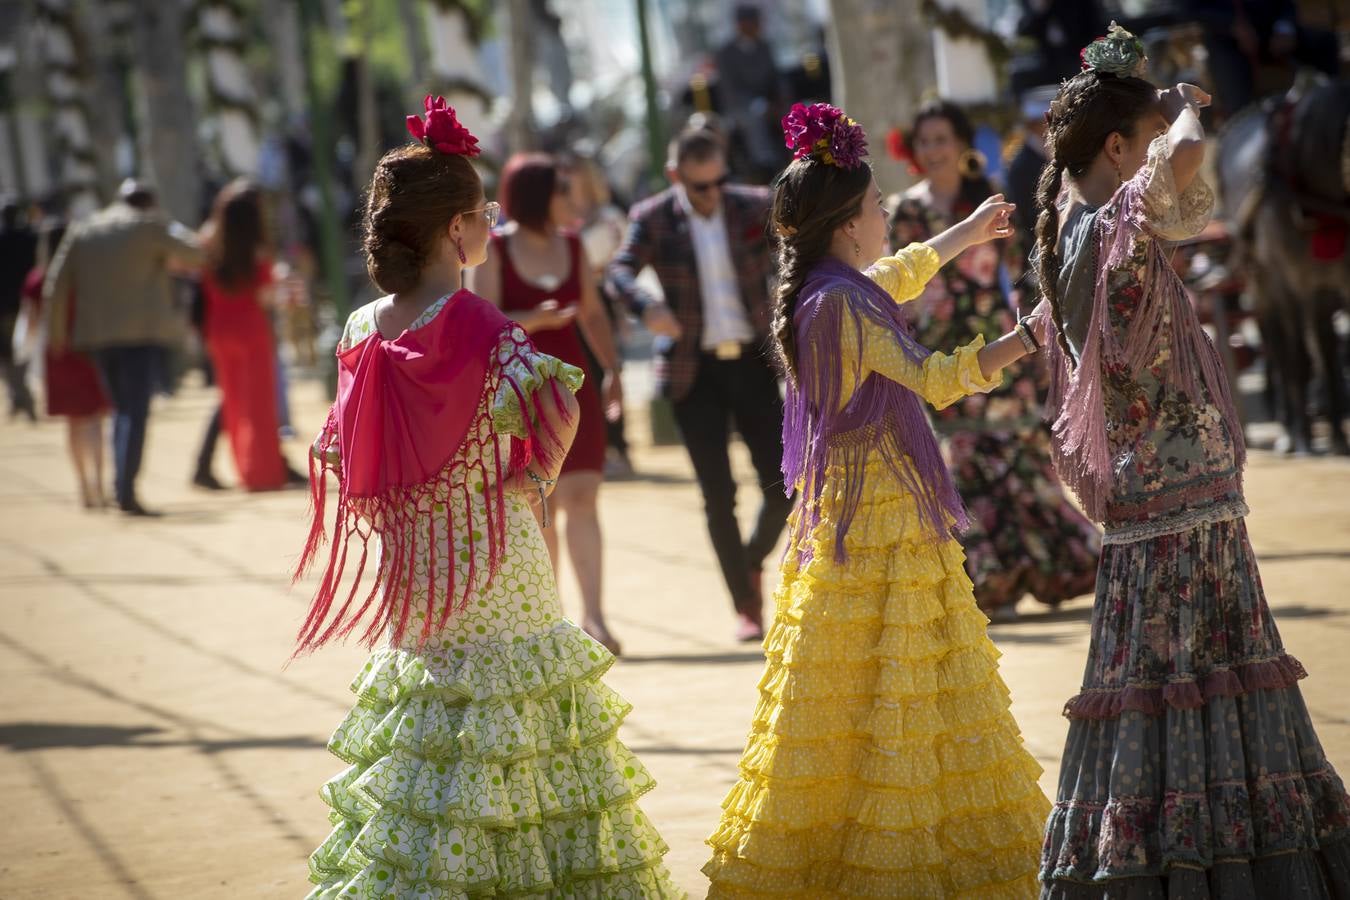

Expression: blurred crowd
xmin=0 ymin=0 xmax=1344 ymax=639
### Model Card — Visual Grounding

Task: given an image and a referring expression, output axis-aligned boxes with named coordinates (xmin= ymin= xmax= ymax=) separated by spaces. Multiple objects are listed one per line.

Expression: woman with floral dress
xmin=296 ymin=97 xmax=683 ymax=900
xmin=889 ymin=99 xmax=1099 ymax=619
xmin=1034 ymin=28 xmax=1350 ymax=897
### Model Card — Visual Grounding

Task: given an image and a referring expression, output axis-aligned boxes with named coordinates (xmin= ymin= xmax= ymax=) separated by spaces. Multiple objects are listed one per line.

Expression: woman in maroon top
xmin=471 ymin=153 xmax=625 ymax=654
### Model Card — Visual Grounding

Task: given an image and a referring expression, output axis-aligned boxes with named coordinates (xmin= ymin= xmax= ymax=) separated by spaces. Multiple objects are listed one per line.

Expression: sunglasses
xmin=686 ymin=174 xmax=730 ymax=194
xmin=465 ymin=201 xmax=501 ymax=228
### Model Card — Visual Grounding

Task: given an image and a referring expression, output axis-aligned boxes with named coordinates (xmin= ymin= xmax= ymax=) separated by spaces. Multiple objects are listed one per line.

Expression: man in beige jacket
xmin=45 ymin=181 xmax=203 ymax=515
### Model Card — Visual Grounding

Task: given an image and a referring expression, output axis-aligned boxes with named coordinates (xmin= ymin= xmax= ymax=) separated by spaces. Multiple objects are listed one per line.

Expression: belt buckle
xmin=714 ymin=341 xmax=742 ymax=361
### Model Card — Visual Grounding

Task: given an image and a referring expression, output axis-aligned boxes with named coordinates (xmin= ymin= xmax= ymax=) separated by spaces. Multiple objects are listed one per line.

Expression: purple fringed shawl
xmin=1043 ymin=162 xmax=1245 ymax=523
xmin=783 ymin=258 xmax=968 ymax=564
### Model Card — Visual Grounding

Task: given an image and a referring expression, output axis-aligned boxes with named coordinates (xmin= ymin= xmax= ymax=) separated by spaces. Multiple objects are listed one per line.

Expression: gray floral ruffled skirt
xmin=1040 ymin=516 xmax=1350 ymax=899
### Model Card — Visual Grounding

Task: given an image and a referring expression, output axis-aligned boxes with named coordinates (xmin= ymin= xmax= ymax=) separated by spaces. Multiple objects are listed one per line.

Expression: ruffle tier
xmin=705 ymin=474 xmax=1048 ymax=898
xmin=1041 ymin=516 xmax=1350 ymax=898
xmin=307 ymin=621 xmax=684 ymax=899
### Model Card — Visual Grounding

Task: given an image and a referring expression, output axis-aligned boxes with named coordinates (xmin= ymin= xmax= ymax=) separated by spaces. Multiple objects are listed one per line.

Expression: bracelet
xmin=1014 ymin=318 xmax=1040 ymax=354
xmin=525 ymin=470 xmax=556 ymax=527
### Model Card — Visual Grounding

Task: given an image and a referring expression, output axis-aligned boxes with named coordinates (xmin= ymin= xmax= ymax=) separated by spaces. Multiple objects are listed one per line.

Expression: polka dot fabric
xmin=703 ymin=477 xmax=1050 ymax=891
xmin=306 ymin=298 xmax=683 ymax=899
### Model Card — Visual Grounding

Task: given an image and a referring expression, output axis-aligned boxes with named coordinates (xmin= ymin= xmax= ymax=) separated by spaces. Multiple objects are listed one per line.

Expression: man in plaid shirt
xmin=607 ymin=128 xmax=791 ymax=641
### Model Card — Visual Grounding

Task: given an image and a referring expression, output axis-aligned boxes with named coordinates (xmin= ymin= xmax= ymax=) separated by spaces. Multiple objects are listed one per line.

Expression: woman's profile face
xmin=457 ymin=192 xmax=492 ymax=267
xmin=844 ymin=176 xmax=888 ymax=265
xmin=1114 ymin=107 xmax=1168 ymax=183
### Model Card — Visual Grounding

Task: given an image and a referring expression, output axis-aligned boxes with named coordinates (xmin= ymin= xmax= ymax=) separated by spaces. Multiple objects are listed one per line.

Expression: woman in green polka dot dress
xmin=294 ymin=97 xmax=685 ymax=899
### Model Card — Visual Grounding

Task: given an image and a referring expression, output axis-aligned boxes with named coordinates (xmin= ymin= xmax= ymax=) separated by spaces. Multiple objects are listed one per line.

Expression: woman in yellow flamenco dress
xmin=703 ymin=103 xmax=1053 ymax=898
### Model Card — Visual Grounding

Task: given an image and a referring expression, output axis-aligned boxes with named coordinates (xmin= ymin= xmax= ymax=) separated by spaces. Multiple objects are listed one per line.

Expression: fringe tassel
xmin=1044 ymin=183 xmax=1246 ymax=523
xmin=291 ymin=333 xmax=574 ymax=658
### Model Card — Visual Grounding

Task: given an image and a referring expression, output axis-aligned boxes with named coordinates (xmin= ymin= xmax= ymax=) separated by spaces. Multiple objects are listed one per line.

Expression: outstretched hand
xmin=963 ymin=194 xmax=1017 ymax=246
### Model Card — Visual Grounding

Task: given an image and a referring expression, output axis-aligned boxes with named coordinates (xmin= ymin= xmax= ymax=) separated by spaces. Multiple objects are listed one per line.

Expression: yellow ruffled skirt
xmin=703 ymin=458 xmax=1050 ymax=898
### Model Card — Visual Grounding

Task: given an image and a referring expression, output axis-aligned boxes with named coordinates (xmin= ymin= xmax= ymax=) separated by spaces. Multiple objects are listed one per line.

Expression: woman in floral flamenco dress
xmin=703 ymin=102 xmax=1054 ymax=898
xmin=296 ymin=97 xmax=684 ymax=900
xmin=888 ymin=99 xmax=1100 ymax=620
xmin=1033 ymin=27 xmax=1350 ymax=898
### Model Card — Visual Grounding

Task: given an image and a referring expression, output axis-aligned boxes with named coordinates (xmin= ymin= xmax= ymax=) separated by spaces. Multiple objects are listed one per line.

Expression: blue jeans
xmin=93 ymin=345 xmax=163 ymax=507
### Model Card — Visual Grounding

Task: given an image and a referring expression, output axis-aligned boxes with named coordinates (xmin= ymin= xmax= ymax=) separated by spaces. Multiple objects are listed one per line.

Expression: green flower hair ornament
xmin=1079 ymin=21 xmax=1147 ymax=78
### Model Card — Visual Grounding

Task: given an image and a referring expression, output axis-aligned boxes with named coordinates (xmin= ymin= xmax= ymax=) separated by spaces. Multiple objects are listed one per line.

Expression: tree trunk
xmin=826 ymin=0 xmax=934 ymax=195
xmin=355 ymin=1 xmax=380 ymax=184
xmin=131 ymin=0 xmax=201 ymax=222
xmin=397 ymin=0 xmax=429 ymax=99
xmin=505 ymin=0 xmax=535 ymax=153
xmin=423 ymin=1 xmax=492 ymax=158
xmin=32 ymin=0 xmax=105 ymax=216
xmin=197 ymin=0 xmax=262 ymax=179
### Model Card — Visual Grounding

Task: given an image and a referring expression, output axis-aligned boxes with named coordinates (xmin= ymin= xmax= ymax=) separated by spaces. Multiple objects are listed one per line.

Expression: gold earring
xmin=853 ymin=240 xmax=861 ymax=258
xmin=958 ymin=148 xmax=985 ymax=179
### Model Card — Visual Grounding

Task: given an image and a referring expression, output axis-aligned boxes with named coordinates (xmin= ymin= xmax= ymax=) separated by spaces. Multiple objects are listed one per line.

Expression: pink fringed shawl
xmin=1043 ymin=159 xmax=1245 ymax=523
xmin=294 ymin=290 xmax=563 ymax=653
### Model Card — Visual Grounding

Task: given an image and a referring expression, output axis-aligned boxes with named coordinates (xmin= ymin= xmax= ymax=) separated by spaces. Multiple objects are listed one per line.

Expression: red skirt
xmin=45 ymin=349 xmax=111 ymax=418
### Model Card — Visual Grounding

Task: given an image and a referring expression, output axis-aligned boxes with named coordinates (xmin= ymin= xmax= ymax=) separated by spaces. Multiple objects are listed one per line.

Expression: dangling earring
xmin=455 ymin=238 xmax=467 ymax=264
xmin=957 ymin=148 xmax=986 ymax=179
xmin=853 ymin=240 xmax=861 ymax=259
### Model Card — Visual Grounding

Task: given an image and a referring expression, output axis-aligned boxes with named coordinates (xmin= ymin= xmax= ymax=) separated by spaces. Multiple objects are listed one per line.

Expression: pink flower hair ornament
xmin=406 ymin=95 xmax=481 ymax=158
xmin=781 ymin=102 xmax=868 ymax=170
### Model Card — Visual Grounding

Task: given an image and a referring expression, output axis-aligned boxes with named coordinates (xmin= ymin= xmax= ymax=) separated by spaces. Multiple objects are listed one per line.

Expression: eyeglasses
xmin=686 ymin=174 xmax=730 ymax=194
xmin=466 ymin=201 xmax=501 ymax=228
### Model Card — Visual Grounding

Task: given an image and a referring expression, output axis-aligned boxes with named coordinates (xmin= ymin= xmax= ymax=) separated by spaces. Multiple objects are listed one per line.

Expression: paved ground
xmin=2 ymin=372 xmax=1348 ymax=899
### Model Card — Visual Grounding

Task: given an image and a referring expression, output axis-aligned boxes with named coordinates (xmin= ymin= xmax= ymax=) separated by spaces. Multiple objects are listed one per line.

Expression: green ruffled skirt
xmin=304 ymin=498 xmax=684 ymax=899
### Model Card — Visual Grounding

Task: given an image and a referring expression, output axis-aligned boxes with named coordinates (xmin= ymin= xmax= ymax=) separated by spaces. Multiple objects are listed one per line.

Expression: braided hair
xmin=770 ymin=159 xmax=873 ymax=382
xmin=1033 ymin=69 xmax=1156 ymax=364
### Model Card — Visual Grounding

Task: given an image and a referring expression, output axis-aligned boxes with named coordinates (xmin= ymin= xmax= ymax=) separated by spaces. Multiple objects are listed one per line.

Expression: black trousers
xmin=672 ymin=351 xmax=793 ymax=613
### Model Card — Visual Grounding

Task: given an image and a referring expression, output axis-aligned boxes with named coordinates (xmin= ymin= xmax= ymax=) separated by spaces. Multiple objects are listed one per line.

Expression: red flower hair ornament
xmin=406 ymin=95 xmax=481 ymax=157
xmin=885 ymin=127 xmax=924 ymax=176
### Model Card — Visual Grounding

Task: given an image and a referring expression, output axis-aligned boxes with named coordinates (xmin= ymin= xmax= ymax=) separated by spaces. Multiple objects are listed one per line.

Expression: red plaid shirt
xmin=606 ymin=185 xmax=776 ymax=401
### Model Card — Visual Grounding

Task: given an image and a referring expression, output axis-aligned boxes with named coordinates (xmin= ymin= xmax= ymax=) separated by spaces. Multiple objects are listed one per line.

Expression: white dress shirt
xmin=678 ymin=187 xmax=754 ymax=350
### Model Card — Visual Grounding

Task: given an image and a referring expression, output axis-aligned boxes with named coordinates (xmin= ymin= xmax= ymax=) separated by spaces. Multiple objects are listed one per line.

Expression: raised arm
xmin=1157 ymin=84 xmax=1209 ymax=195
xmin=839 ymin=295 xmax=1050 ymax=408
xmin=866 ymin=243 xmax=940 ymax=304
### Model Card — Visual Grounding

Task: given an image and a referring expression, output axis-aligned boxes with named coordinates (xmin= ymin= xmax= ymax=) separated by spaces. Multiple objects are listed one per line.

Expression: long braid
xmin=772 ymin=239 xmax=812 ymax=382
xmin=769 ymin=158 xmax=873 ymax=382
xmin=1032 ymin=154 xmax=1074 ymax=364
xmin=1032 ymin=69 xmax=1156 ymax=366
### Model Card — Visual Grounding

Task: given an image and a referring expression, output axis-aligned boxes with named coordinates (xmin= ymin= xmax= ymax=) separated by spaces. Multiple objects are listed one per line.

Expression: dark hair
xmin=499 ymin=153 xmax=565 ymax=233
xmin=363 ymin=143 xmax=483 ymax=294
xmin=207 ymin=178 xmax=266 ymax=291
xmin=908 ymin=99 xmax=995 ymax=215
xmin=667 ymin=128 xmax=725 ymax=170
xmin=770 ymin=158 xmax=873 ymax=381
xmin=1034 ymin=70 xmax=1155 ymax=362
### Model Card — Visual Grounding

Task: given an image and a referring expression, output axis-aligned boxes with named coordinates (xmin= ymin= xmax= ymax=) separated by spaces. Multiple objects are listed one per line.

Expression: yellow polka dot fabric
xmin=703 ymin=248 xmax=1048 ymax=898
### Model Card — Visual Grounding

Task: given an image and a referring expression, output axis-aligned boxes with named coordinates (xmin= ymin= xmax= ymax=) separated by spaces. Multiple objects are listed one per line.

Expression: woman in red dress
xmin=471 ymin=153 xmax=626 ymax=654
xmin=199 ymin=179 xmax=291 ymax=492
xmin=28 ymin=222 xmax=111 ymax=509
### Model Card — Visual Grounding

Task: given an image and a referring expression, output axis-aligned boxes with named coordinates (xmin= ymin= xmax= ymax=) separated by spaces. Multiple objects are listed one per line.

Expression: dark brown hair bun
xmin=362 ymin=144 xmax=482 ymax=294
